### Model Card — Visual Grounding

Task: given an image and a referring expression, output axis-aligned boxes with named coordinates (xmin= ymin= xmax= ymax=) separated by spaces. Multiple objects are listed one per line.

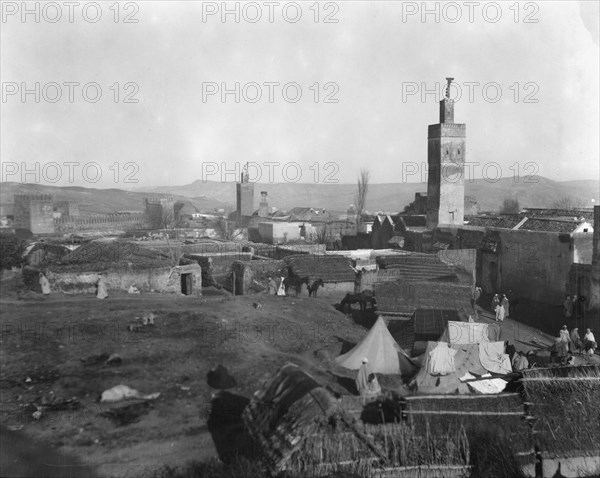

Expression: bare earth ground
xmin=0 ymin=286 xmax=371 ymax=478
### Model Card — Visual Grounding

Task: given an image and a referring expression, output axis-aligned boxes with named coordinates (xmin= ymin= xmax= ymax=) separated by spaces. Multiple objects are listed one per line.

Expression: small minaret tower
xmin=236 ymin=162 xmax=255 ymax=222
xmin=426 ymin=77 xmax=466 ymax=228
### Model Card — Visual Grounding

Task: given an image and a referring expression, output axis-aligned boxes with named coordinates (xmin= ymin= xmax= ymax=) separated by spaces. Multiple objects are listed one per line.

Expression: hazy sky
xmin=1 ymin=1 xmax=598 ymax=188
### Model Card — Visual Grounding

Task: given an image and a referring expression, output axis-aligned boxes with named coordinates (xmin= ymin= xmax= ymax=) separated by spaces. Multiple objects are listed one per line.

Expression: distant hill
xmin=0 ymin=183 xmax=232 ymax=216
xmin=1 ymin=177 xmax=597 ymax=216
xmin=135 ymin=176 xmax=599 ymax=213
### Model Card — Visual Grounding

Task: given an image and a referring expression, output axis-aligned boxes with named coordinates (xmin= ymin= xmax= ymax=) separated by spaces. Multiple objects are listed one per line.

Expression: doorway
xmin=181 ymin=273 xmax=193 ymax=295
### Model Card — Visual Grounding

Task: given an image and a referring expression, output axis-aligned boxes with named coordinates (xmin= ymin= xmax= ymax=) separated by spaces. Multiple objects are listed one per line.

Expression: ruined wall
xmin=43 ymin=264 xmax=201 ymax=296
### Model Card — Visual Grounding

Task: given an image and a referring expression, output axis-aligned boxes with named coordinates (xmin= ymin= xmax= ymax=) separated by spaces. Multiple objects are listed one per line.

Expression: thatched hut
xmin=519 ymin=366 xmax=600 ymax=478
xmin=243 ymin=363 xmax=472 ymax=477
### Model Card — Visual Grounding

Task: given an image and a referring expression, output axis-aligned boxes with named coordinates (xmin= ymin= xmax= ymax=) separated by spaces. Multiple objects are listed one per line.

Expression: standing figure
xmin=495 ymin=303 xmax=505 ymax=322
xmin=563 ymin=295 xmax=573 ymax=319
xmin=471 ymin=287 xmax=481 ymax=309
xmin=492 ymin=294 xmax=500 ymax=311
xmin=39 ymin=273 xmax=51 ymax=295
xmin=570 ymin=327 xmax=583 ymax=354
xmin=583 ymin=328 xmax=597 ymax=356
xmin=501 ymin=294 xmax=510 ymax=319
xmin=96 ymin=273 xmax=108 ymax=299
xmin=277 ymin=277 xmax=286 ymax=296
xmin=267 ymin=277 xmax=278 ymax=295
xmin=355 ymin=358 xmax=381 ymax=403
xmin=556 ymin=325 xmax=570 ymax=364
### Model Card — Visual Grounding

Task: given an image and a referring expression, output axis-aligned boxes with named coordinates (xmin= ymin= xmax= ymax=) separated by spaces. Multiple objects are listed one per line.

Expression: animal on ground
xmin=283 ymin=276 xmax=310 ymax=297
xmin=308 ymin=278 xmax=325 ymax=297
xmin=340 ymin=291 xmax=376 ymax=312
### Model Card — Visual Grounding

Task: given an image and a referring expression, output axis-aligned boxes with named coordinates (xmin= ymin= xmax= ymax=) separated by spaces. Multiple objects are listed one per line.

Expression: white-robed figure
xmin=128 ymin=283 xmax=140 ymax=294
xmin=96 ymin=273 xmax=108 ymax=299
xmin=583 ymin=329 xmax=597 ymax=356
xmin=39 ymin=273 xmax=50 ymax=295
xmin=355 ymin=358 xmax=381 ymax=403
xmin=277 ymin=277 xmax=286 ymax=296
xmin=495 ymin=304 xmax=505 ymax=322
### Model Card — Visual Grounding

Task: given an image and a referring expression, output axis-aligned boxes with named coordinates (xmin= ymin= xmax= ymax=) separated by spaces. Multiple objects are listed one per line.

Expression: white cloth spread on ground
xmin=447 ymin=322 xmax=489 ymax=345
xmin=479 ymin=341 xmax=512 ymax=375
xmin=428 ymin=342 xmax=457 ymax=375
xmin=467 ymin=378 xmax=508 ymax=394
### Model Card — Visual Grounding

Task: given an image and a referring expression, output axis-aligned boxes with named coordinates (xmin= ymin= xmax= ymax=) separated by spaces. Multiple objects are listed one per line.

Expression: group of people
xmin=563 ymin=294 xmax=587 ymax=320
xmin=267 ymin=277 xmax=286 ymax=296
xmin=553 ymin=325 xmax=597 ymax=363
xmin=492 ymin=293 xmax=511 ymax=322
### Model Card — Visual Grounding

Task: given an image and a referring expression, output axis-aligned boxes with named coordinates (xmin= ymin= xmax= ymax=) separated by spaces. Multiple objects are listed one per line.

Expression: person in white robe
xmin=277 ymin=277 xmax=286 ymax=296
xmin=96 ymin=274 xmax=108 ymax=299
xmin=355 ymin=358 xmax=381 ymax=402
xmin=128 ymin=283 xmax=140 ymax=294
xmin=39 ymin=273 xmax=51 ymax=295
xmin=495 ymin=304 xmax=505 ymax=322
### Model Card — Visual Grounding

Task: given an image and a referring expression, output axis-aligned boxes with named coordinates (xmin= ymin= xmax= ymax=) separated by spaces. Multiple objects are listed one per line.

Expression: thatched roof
xmin=375 ymin=253 xmax=471 ymax=284
xmin=285 ymin=254 xmax=356 ymax=282
xmin=520 ymin=365 xmax=600 ymax=458
xmin=242 ymin=363 xmax=381 ymax=474
xmin=374 ymin=280 xmax=472 ymax=315
xmin=55 ymin=241 xmax=182 ymax=272
xmin=24 ymin=242 xmax=70 ymax=265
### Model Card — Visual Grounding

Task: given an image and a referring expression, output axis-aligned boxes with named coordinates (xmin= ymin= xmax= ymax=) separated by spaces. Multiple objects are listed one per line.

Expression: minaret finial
xmin=445 ymin=77 xmax=454 ymax=99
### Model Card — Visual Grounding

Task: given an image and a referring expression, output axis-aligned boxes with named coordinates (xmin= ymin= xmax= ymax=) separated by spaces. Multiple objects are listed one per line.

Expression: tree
xmin=312 ymin=225 xmax=332 ymax=244
xmin=354 ymin=169 xmax=370 ymax=229
xmin=500 ymin=197 xmax=520 ymax=214
xmin=214 ymin=217 xmax=241 ymax=241
xmin=551 ymin=196 xmax=586 ymax=210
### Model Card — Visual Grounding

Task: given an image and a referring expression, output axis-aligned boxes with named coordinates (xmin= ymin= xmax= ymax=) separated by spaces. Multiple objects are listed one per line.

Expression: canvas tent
xmin=412 ymin=321 xmax=511 ymax=394
xmin=336 ymin=316 xmax=417 ymax=375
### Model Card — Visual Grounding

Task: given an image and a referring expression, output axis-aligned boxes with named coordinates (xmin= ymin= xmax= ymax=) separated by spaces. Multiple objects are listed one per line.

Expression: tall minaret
xmin=426 ymin=77 xmax=466 ymax=228
xmin=236 ymin=162 xmax=255 ymax=221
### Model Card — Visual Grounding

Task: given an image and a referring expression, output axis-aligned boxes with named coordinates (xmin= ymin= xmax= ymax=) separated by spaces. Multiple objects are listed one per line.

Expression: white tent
xmin=336 ymin=316 xmax=417 ymax=375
